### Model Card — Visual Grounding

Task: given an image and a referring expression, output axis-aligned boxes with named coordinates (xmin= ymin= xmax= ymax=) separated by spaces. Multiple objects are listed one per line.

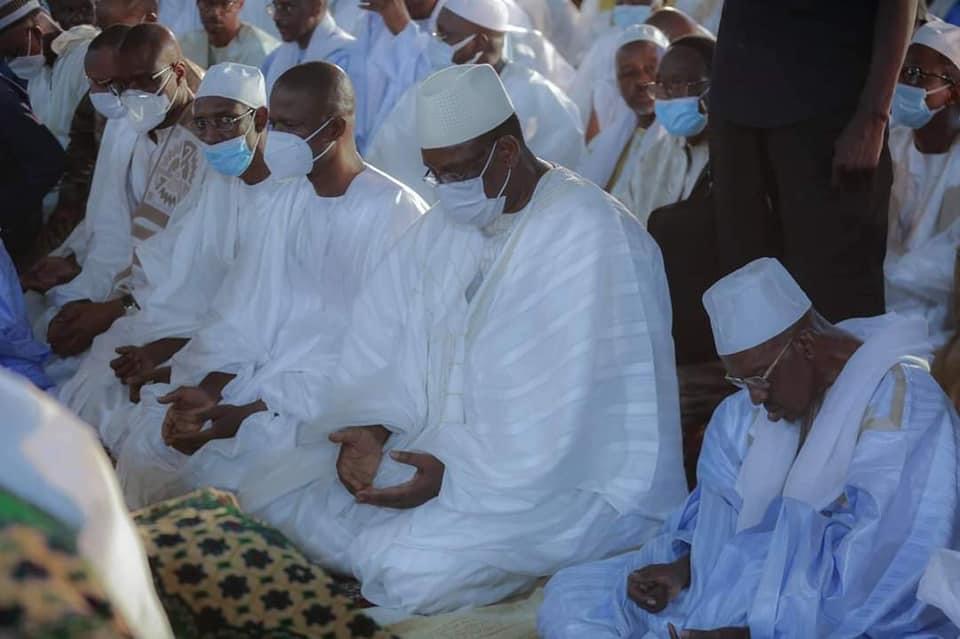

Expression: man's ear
xmin=325 ymin=115 xmax=347 ymax=141
xmin=796 ymin=329 xmax=816 ymax=360
xmin=496 ymin=134 xmax=521 ymax=169
xmin=253 ymin=106 xmax=269 ymax=132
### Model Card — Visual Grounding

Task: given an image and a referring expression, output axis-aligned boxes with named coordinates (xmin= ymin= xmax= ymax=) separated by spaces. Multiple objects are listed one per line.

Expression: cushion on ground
xmin=133 ymin=488 xmax=398 ymax=639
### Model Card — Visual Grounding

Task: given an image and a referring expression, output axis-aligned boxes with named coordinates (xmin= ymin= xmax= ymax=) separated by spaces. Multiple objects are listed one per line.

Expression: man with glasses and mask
xmin=115 ymin=60 xmax=425 ymax=511
xmin=181 ymin=0 xmax=277 ymax=69
xmin=241 ymin=63 xmax=686 ymax=614
xmin=539 ymin=257 xmax=960 ymax=639
xmin=26 ymin=23 xmax=207 ymax=383
xmin=617 ymin=35 xmax=712 ymax=226
xmin=57 ymin=62 xmax=276 ymax=455
xmin=366 ymin=0 xmax=582 ymax=202
xmin=886 ymin=21 xmax=960 ymax=349
xmin=0 ymin=0 xmax=96 ymax=148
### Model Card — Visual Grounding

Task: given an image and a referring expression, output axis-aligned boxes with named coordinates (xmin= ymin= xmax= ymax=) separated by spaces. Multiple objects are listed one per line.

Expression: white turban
xmin=703 ymin=258 xmax=812 ymax=356
xmin=417 ymin=64 xmax=516 ymax=150
xmin=196 ymin=62 xmax=267 ymax=110
xmin=914 ymin=19 xmax=960 ymax=72
xmin=617 ymin=24 xmax=670 ymax=58
xmin=0 ymin=0 xmax=41 ymax=32
xmin=442 ymin=0 xmax=511 ymax=32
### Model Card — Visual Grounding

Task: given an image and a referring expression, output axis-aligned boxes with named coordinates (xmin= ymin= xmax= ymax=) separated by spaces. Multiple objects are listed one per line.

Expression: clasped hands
xmin=329 ymin=425 xmax=444 ymax=509
xmin=159 ymin=386 xmax=262 ymax=455
xmin=627 ymin=556 xmax=749 ymax=639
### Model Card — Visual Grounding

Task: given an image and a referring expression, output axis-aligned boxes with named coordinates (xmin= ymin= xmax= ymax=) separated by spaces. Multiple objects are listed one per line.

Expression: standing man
xmin=180 ymin=0 xmax=278 ymax=69
xmin=710 ymin=0 xmax=916 ymax=322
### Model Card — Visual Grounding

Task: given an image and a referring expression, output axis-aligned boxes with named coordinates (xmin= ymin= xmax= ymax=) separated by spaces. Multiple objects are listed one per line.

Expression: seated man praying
xmin=539 ymin=257 xmax=960 ymax=639
xmin=242 ymin=63 xmax=687 ymax=615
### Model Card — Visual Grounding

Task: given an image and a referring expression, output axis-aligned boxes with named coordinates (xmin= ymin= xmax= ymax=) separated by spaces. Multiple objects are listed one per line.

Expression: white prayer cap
xmin=443 ymin=0 xmax=510 ymax=32
xmin=0 ymin=0 xmax=41 ymax=31
xmin=417 ymin=64 xmax=516 ymax=150
xmin=196 ymin=62 xmax=266 ymax=110
xmin=617 ymin=24 xmax=670 ymax=56
xmin=913 ymin=19 xmax=960 ymax=72
xmin=703 ymin=258 xmax=812 ymax=356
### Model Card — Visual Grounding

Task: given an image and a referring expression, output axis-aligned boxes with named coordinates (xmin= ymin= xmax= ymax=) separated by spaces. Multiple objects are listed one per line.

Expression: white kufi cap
xmin=0 ymin=0 xmax=41 ymax=32
xmin=443 ymin=0 xmax=510 ymax=32
xmin=913 ymin=19 xmax=960 ymax=72
xmin=417 ymin=64 xmax=516 ymax=150
xmin=618 ymin=24 xmax=670 ymax=57
xmin=703 ymin=258 xmax=812 ymax=356
xmin=196 ymin=62 xmax=266 ymax=109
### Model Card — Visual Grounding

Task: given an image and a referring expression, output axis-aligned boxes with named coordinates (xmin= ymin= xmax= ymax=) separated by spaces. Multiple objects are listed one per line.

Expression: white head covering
xmin=0 ymin=0 xmax=41 ymax=31
xmin=443 ymin=0 xmax=510 ymax=32
xmin=703 ymin=257 xmax=812 ymax=356
xmin=196 ymin=62 xmax=267 ymax=109
xmin=617 ymin=23 xmax=671 ymax=57
xmin=913 ymin=19 xmax=960 ymax=71
xmin=417 ymin=64 xmax=516 ymax=150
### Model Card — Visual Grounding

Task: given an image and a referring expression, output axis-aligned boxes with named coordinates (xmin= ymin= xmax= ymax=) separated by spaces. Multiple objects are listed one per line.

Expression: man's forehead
xmin=658 ymin=46 xmax=706 ymax=79
xmin=436 ymin=8 xmax=480 ymax=37
xmin=421 ymin=139 xmax=484 ymax=168
xmin=907 ymin=42 xmax=959 ymax=75
xmin=618 ymin=40 xmax=659 ymax=63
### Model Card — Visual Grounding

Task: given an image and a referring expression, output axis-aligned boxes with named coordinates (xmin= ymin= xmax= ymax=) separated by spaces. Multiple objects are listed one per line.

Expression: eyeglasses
xmin=724 ymin=336 xmax=793 ymax=391
xmin=646 ymin=78 xmax=710 ymax=100
xmin=900 ymin=65 xmax=956 ymax=89
xmin=192 ymin=108 xmax=254 ymax=133
xmin=87 ymin=76 xmax=121 ymax=96
xmin=265 ymin=1 xmax=297 ymax=17
xmin=422 ymin=144 xmax=496 ymax=186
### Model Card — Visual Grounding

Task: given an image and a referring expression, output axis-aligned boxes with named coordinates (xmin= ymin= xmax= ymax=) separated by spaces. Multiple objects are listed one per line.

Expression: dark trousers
xmin=709 ymin=113 xmax=892 ymax=322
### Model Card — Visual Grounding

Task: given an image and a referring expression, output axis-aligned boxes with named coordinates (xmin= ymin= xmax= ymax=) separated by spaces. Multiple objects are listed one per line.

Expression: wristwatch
xmin=121 ymin=292 xmax=140 ymax=315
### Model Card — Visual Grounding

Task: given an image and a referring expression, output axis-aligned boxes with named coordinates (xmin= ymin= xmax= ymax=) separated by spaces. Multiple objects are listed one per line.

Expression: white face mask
xmin=8 ymin=29 xmax=46 ymax=80
xmin=263 ymin=117 xmax=335 ymax=180
xmin=433 ymin=141 xmax=511 ymax=228
xmin=121 ymin=66 xmax=177 ymax=133
xmin=89 ymin=90 xmax=128 ymax=119
xmin=426 ymin=33 xmax=479 ymax=69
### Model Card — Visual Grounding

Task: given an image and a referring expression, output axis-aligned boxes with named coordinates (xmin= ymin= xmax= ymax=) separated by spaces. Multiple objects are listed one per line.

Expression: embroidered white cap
xmin=442 ymin=0 xmax=510 ymax=32
xmin=617 ymin=23 xmax=670 ymax=56
xmin=196 ymin=62 xmax=266 ymax=109
xmin=913 ymin=18 xmax=960 ymax=72
xmin=0 ymin=0 xmax=41 ymax=32
xmin=417 ymin=64 xmax=516 ymax=150
xmin=703 ymin=258 xmax=812 ymax=356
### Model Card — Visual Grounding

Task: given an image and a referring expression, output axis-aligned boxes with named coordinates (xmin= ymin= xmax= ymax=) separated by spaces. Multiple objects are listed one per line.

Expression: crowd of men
xmin=2 ymin=0 xmax=960 ymax=636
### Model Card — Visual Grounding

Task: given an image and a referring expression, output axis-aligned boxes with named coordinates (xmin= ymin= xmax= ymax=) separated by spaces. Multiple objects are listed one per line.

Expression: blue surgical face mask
xmin=432 ymin=142 xmax=511 ymax=228
xmin=612 ymin=4 xmax=652 ymax=28
xmin=655 ymin=96 xmax=708 ymax=138
xmin=203 ymin=113 xmax=258 ymax=177
xmin=891 ymin=82 xmax=950 ymax=129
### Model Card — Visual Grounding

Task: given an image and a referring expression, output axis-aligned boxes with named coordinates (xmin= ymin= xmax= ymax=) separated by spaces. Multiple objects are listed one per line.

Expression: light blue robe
xmin=539 ymin=360 xmax=960 ymax=638
xmin=0 ymin=242 xmax=50 ymax=389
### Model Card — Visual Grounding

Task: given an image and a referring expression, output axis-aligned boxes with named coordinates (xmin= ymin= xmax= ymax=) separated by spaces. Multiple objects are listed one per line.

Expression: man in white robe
xmin=367 ymin=0 xmax=583 ymax=202
xmin=24 ymin=24 xmax=208 ymax=382
xmin=886 ymin=21 xmax=960 ymax=348
xmin=115 ymin=61 xmax=426 ymax=509
xmin=58 ymin=62 xmax=270 ymax=452
xmin=243 ymin=64 xmax=686 ymax=614
xmin=181 ymin=0 xmax=278 ymax=68
xmin=617 ymin=35 xmax=711 ymax=225
xmin=569 ymin=0 xmax=661 ymax=139
xmin=577 ymin=24 xmax=668 ymax=191
xmin=539 ymin=258 xmax=960 ymax=639
xmin=0 ymin=368 xmax=173 ymax=638
xmin=0 ymin=0 xmax=97 ymax=148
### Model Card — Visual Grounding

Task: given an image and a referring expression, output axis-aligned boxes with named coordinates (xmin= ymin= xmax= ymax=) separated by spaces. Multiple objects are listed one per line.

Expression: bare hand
xmin=112 ymin=344 xmax=159 ymax=382
xmin=832 ymin=109 xmax=886 ymax=187
xmin=355 ymin=450 xmax=444 ymax=509
xmin=47 ymin=299 xmax=122 ymax=357
xmin=628 ymin=556 xmax=690 ymax=613
xmin=21 ymin=254 xmax=81 ymax=292
xmin=127 ymin=365 xmax=170 ymax=403
xmin=159 ymin=386 xmax=218 ymax=448
xmin=164 ymin=402 xmax=262 ymax=455
xmin=669 ymin=624 xmax=750 ymax=639
xmin=329 ymin=425 xmax=390 ymax=495
xmin=358 ymin=0 xmax=410 ymax=35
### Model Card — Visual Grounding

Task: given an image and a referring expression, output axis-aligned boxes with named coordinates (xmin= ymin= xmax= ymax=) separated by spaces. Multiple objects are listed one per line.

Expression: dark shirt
xmin=711 ymin=0 xmax=878 ymax=128
xmin=0 ymin=64 xmax=65 ymax=265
